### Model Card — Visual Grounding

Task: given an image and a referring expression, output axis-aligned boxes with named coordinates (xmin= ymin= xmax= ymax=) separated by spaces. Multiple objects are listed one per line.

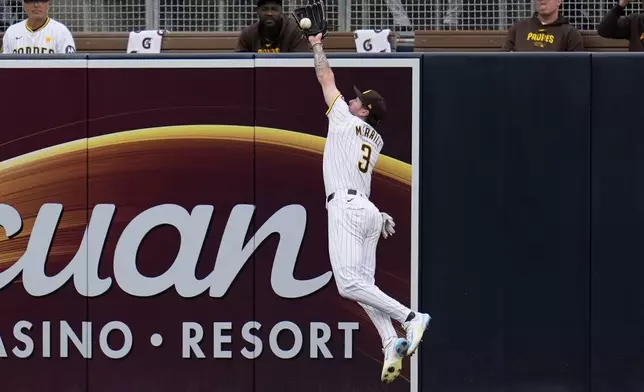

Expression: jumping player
xmin=308 ymin=31 xmax=432 ymax=383
xmin=2 ymin=0 xmax=76 ymax=54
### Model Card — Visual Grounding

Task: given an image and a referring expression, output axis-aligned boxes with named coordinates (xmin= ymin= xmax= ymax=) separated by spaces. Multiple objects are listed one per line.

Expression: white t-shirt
xmin=323 ymin=94 xmax=384 ymax=198
xmin=2 ymin=18 xmax=76 ymax=54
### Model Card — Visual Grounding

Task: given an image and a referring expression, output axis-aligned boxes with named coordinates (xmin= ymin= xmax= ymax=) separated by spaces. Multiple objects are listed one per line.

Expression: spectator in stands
xmin=1 ymin=0 xmax=76 ymax=54
xmin=235 ymin=0 xmax=309 ymax=53
xmin=502 ymin=0 xmax=584 ymax=51
xmin=597 ymin=0 xmax=644 ymax=51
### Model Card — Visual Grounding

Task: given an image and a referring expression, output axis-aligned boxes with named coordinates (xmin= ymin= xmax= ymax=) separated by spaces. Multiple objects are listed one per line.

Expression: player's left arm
xmin=309 ymin=34 xmax=341 ymax=110
xmin=56 ymin=25 xmax=76 ymax=54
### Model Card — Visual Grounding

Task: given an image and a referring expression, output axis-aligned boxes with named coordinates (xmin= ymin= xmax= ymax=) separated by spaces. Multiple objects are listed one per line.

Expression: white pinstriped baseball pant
xmin=326 ymin=191 xmax=412 ymax=349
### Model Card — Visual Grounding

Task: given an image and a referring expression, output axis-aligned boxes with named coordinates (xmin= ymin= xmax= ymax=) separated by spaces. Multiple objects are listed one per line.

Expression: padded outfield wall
xmin=1 ymin=52 xmax=644 ymax=392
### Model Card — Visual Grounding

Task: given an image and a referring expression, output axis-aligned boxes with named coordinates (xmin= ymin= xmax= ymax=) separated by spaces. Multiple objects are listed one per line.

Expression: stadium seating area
xmin=0 ymin=30 xmax=626 ymax=53
xmin=0 ymin=0 xmax=636 ymax=53
xmin=413 ymin=30 xmax=628 ymax=51
xmin=69 ymin=31 xmax=385 ymax=53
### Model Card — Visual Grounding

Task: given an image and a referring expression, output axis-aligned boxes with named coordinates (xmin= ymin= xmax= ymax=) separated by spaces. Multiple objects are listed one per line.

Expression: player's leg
xmin=358 ymin=303 xmax=408 ymax=383
xmin=327 ymin=200 xmax=411 ymax=324
xmin=357 ymin=303 xmax=399 ymax=351
xmin=327 ymin=199 xmax=406 ymax=383
xmin=358 ymin=218 xmax=401 ymax=350
xmin=357 ymin=228 xmax=408 ymax=383
xmin=363 ymin=203 xmax=431 ymax=358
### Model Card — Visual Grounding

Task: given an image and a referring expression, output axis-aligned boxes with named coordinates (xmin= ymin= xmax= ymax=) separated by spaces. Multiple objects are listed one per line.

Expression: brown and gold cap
xmin=353 ymin=86 xmax=387 ymax=123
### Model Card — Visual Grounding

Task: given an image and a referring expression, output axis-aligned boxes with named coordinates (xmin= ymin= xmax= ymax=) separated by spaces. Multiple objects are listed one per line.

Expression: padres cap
xmin=353 ymin=86 xmax=387 ymax=123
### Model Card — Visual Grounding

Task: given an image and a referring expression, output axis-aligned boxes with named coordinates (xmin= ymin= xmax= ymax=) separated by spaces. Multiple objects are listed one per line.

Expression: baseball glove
xmin=291 ymin=0 xmax=329 ymax=38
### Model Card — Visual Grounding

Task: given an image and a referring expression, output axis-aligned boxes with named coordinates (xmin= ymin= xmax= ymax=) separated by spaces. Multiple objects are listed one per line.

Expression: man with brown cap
xmin=235 ymin=0 xmax=309 ymax=53
xmin=501 ymin=0 xmax=583 ymax=51
xmin=307 ymin=30 xmax=432 ymax=385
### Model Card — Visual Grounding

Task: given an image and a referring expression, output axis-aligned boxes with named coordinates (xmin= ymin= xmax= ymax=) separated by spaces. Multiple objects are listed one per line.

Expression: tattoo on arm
xmin=312 ymin=43 xmax=331 ymax=79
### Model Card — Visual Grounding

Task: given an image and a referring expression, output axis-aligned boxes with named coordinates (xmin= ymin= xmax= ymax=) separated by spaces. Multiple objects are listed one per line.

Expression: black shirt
xmin=597 ymin=4 xmax=644 ymax=52
xmin=235 ymin=17 xmax=310 ymax=53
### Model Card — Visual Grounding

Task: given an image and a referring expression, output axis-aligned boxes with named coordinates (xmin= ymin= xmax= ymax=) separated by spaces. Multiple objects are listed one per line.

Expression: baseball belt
xmin=327 ymin=189 xmax=358 ymax=202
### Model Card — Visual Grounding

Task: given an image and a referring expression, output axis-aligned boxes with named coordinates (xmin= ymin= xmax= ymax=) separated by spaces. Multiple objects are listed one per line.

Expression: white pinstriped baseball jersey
xmin=323 ymin=92 xmax=412 ymax=351
xmin=323 ymin=94 xmax=384 ymax=198
xmin=2 ymin=18 xmax=76 ymax=54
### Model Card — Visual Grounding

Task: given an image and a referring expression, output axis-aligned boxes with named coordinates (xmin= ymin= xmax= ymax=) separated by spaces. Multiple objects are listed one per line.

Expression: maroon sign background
xmin=0 ymin=57 xmax=417 ymax=392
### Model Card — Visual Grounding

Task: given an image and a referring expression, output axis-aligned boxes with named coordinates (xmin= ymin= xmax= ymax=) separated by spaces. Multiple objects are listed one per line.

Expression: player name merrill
xmin=356 ymin=124 xmax=383 ymax=149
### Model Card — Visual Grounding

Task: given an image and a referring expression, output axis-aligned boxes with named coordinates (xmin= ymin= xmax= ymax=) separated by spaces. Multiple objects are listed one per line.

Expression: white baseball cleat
xmin=380 ymin=338 xmax=408 ymax=384
xmin=402 ymin=312 xmax=431 ymax=356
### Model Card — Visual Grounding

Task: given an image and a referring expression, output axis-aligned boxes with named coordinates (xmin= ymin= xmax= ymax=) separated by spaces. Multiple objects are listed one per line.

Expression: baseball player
xmin=308 ymin=31 xmax=432 ymax=384
xmin=2 ymin=0 xmax=76 ymax=54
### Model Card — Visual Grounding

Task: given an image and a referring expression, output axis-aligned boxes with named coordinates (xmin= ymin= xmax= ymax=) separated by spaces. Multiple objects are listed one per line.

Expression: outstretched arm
xmin=309 ymin=33 xmax=341 ymax=108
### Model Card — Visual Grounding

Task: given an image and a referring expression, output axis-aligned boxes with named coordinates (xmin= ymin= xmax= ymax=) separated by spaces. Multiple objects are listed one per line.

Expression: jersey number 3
xmin=358 ymin=143 xmax=372 ymax=173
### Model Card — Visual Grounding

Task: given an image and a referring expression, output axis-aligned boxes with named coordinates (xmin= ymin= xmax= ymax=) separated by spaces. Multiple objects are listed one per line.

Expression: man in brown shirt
xmin=502 ymin=0 xmax=584 ymax=51
xmin=597 ymin=0 xmax=644 ymax=52
xmin=235 ymin=0 xmax=310 ymax=53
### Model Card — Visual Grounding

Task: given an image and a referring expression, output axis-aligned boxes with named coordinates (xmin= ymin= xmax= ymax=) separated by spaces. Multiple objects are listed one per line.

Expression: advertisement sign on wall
xmin=0 ymin=56 xmax=420 ymax=392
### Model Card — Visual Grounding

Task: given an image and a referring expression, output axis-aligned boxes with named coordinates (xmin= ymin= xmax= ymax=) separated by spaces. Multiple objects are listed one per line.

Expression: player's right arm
xmin=309 ymin=33 xmax=342 ymax=113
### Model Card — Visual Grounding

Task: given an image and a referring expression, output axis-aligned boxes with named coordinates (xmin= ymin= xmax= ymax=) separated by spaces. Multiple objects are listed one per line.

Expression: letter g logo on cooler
xmin=142 ymin=37 xmax=151 ymax=49
xmin=362 ymin=38 xmax=372 ymax=51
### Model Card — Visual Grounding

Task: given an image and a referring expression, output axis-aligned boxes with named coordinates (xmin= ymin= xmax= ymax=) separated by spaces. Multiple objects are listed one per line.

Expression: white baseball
xmin=300 ymin=17 xmax=312 ymax=30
